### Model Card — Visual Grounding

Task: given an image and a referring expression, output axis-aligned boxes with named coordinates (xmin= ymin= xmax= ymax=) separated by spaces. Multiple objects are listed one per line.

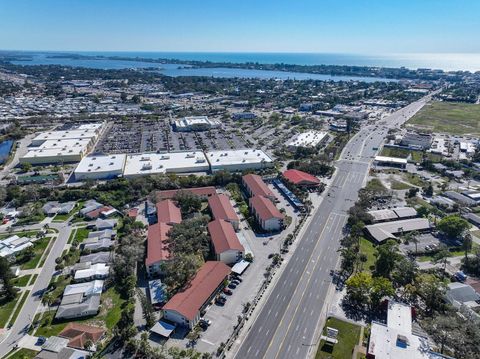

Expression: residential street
xmin=231 ymin=93 xmax=434 ymax=359
xmin=0 ymin=221 xmax=73 ymax=358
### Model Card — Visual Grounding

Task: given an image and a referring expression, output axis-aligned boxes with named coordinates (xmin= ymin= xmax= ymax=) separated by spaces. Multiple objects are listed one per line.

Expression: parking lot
xmin=94 ymin=118 xmax=249 ymax=154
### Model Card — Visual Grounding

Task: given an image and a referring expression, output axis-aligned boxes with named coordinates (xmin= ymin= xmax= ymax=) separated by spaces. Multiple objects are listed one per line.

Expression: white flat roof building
xmin=174 ymin=116 xmax=222 ymax=132
xmin=374 ymin=156 xmax=408 ymax=168
xmin=74 ymin=154 xmax=126 ymax=181
xmin=37 ymin=138 xmax=92 ymax=150
xmin=123 ymin=151 xmax=209 ymax=178
xmin=287 ymin=131 xmax=329 ymax=149
xmin=368 ymin=302 xmax=445 ymax=359
xmin=31 ymin=129 xmax=99 ymax=146
xmin=20 ymin=147 xmax=85 ymax=165
xmin=207 ymin=149 xmax=274 ymax=172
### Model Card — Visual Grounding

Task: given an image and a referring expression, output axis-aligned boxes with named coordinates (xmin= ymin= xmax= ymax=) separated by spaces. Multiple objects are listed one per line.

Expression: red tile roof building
xmin=157 ymin=187 xmax=216 ymax=201
xmin=162 ymin=261 xmax=230 ymax=328
xmin=58 ymin=322 xmax=105 ymax=349
xmin=85 ymin=206 xmax=113 ymax=220
xmin=249 ymin=195 xmax=284 ymax=232
xmin=156 ymin=199 xmax=182 ymax=225
xmin=208 ymin=219 xmax=244 ymax=264
xmin=242 ymin=174 xmax=276 ymax=201
xmin=146 ymin=222 xmax=172 ymax=277
xmin=283 ymin=169 xmax=321 ymax=187
xmin=208 ymin=194 xmax=240 ymax=230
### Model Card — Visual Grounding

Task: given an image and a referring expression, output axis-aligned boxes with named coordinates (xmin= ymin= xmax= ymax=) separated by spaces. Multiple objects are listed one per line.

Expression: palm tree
xmin=41 ymin=292 xmax=54 ymax=308
xmin=434 ymin=249 xmax=450 ymax=279
xmin=462 ymin=233 xmax=473 ymax=265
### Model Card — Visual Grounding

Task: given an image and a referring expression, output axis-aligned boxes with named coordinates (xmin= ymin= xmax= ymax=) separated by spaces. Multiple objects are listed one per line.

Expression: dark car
xmin=223 ymin=288 xmax=233 ymax=295
xmin=228 ymin=283 xmax=237 ymax=289
xmin=36 ymin=336 xmax=46 ymax=346
xmin=231 ymin=280 xmax=240 ymax=285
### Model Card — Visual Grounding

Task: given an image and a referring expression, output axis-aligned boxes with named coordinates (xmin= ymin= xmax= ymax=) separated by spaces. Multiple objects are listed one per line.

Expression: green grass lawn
xmin=31 ymin=274 xmax=38 ymax=283
xmin=5 ymin=348 xmax=37 ymax=359
xmin=34 ymin=286 xmax=124 ymax=337
xmin=0 ymin=294 xmax=19 ymax=327
xmin=74 ymin=227 xmax=90 ymax=243
xmin=380 ymin=147 xmax=410 ymax=158
xmin=49 ymin=275 xmax=72 ymax=302
xmin=11 ymin=275 xmax=32 ymax=287
xmin=402 ymin=173 xmax=427 ymax=187
xmin=316 ymin=317 xmax=362 ymax=359
xmin=15 ymin=237 xmax=51 ymax=270
xmin=390 ymin=180 xmax=412 ymax=190
xmin=408 ymin=101 xmax=480 ymax=136
xmin=359 ymin=238 xmax=378 ymax=273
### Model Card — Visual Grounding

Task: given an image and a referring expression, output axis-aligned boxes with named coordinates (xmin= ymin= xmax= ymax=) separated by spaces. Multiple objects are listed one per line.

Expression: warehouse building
xmin=174 ymin=116 xmax=221 ymax=132
xmin=207 ymin=149 xmax=274 ymax=172
xmin=74 ymin=154 xmax=126 ymax=181
xmin=208 ymin=219 xmax=244 ymax=264
xmin=123 ymin=151 xmax=209 ymax=177
xmin=249 ymin=195 xmax=284 ymax=232
xmin=368 ymin=207 xmax=418 ymax=223
xmin=286 ymin=130 xmax=329 ymax=150
xmin=20 ymin=147 xmax=86 ymax=165
xmin=162 ymin=261 xmax=230 ymax=329
xmin=208 ymin=194 xmax=240 ymax=231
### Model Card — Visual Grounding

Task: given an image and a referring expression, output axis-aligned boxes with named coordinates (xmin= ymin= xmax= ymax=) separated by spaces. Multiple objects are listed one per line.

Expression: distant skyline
xmin=1 ymin=0 xmax=479 ymax=54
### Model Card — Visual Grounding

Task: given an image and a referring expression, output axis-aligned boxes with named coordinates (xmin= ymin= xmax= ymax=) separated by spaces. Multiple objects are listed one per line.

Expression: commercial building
xmin=242 ymin=174 xmax=276 ymax=202
xmin=162 ymin=261 xmax=231 ymax=329
xmin=400 ymin=132 xmax=432 ymax=150
xmin=208 ymin=219 xmax=244 ymax=264
xmin=286 ymin=131 xmax=328 ymax=150
xmin=368 ymin=301 xmax=445 ymax=359
xmin=368 ymin=207 xmax=418 ymax=223
xmin=174 ymin=116 xmax=221 ymax=132
xmin=445 ymin=282 xmax=480 ymax=309
xmin=22 ymin=123 xmax=104 ymax=165
xmin=444 ymin=191 xmax=478 ymax=206
xmin=249 ymin=195 xmax=284 ymax=232
xmin=208 ymin=194 xmax=240 ymax=231
xmin=329 ymin=120 xmax=348 ymax=132
xmin=74 ymin=154 xmax=126 ymax=181
xmin=207 ymin=149 xmax=274 ymax=172
xmin=146 ymin=222 xmax=172 ymax=277
xmin=374 ymin=156 xmax=408 ymax=169
xmin=156 ymin=199 xmax=182 ymax=225
xmin=282 ymin=169 xmax=321 ymax=187
xmin=364 ymin=218 xmax=432 ymax=243
xmin=123 ymin=151 xmax=209 ymax=177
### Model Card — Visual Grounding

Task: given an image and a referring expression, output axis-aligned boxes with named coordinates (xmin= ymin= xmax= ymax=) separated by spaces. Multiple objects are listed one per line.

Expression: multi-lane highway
xmin=233 ymin=94 xmax=434 ymax=359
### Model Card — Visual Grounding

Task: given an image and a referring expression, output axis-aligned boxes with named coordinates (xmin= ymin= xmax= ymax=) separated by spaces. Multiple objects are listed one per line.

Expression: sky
xmin=0 ymin=0 xmax=479 ymax=54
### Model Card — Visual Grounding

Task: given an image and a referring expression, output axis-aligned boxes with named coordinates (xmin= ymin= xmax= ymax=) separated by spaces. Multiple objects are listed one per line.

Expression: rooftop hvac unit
xmin=141 ymin=157 xmax=150 ymax=161
xmin=109 ymin=162 xmax=114 ymax=166
xmin=160 ymin=155 xmax=170 ymax=160
xmin=186 ymin=153 xmax=195 ymax=158
xmin=196 ymin=158 xmax=206 ymax=163
xmin=244 ymin=151 xmax=248 ymax=155
xmin=141 ymin=163 xmax=152 ymax=170
xmin=89 ymin=164 xmax=93 ymax=167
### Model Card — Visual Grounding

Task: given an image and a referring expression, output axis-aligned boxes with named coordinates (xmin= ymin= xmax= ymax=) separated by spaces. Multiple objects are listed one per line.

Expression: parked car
xmin=36 ymin=337 xmax=46 ymax=346
xmin=231 ymin=280 xmax=240 ymax=285
xmin=223 ymin=288 xmax=233 ymax=295
xmin=228 ymin=283 xmax=237 ymax=289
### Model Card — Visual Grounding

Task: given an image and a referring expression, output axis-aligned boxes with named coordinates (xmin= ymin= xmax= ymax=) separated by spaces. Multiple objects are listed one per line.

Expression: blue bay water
xmin=8 ymin=51 xmax=480 ymax=81
xmin=0 ymin=139 xmax=13 ymax=164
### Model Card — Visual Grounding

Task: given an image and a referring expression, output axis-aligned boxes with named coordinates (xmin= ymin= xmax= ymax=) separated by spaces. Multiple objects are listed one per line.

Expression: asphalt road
xmin=0 ymin=222 xmax=72 ymax=357
xmin=233 ymin=94 xmax=434 ymax=359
